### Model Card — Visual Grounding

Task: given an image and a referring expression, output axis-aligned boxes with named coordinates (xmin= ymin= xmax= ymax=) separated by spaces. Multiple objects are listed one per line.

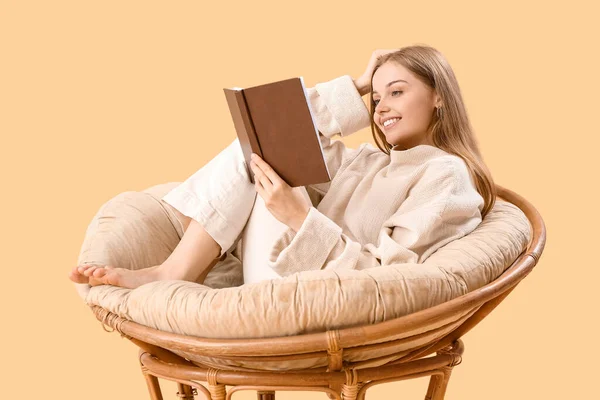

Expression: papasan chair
xmin=72 ymin=176 xmax=545 ymax=400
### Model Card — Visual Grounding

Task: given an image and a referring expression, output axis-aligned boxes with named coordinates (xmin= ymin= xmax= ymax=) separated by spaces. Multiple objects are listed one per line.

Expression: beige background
xmin=1 ymin=0 xmax=597 ymax=399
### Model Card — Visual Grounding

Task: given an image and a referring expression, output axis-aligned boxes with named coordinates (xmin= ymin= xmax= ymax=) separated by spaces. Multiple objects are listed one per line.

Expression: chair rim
xmin=91 ymin=182 xmax=546 ymax=359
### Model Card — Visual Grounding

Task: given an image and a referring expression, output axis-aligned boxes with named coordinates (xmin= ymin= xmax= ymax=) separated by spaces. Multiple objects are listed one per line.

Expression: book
xmin=223 ymin=77 xmax=331 ymax=188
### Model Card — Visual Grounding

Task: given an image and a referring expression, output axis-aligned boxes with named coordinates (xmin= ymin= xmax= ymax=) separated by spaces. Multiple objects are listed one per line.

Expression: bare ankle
xmin=155 ymin=263 xmax=184 ymax=281
xmin=196 ymin=257 xmax=221 ymax=284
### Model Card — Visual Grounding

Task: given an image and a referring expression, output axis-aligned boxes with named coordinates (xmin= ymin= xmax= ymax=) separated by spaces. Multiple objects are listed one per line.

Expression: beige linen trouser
xmin=162 ymin=138 xmax=311 ymax=285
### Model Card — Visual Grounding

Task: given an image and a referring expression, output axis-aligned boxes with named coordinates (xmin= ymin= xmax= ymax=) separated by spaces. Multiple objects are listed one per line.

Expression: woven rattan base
xmin=135 ymin=338 xmax=463 ymax=400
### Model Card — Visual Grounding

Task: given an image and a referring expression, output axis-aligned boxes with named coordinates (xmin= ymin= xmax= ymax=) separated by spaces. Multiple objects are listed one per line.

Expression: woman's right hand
xmin=354 ymin=49 xmax=401 ymax=96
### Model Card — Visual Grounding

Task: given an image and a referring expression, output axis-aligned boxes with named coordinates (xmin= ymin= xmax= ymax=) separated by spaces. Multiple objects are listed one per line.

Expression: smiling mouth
xmin=382 ymin=118 xmax=402 ymax=131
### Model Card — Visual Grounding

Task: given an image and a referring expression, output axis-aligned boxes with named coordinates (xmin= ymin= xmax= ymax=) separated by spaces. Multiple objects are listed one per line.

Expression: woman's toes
xmin=68 ymin=269 xmax=89 ymax=283
xmin=92 ymin=268 xmax=108 ymax=278
xmin=83 ymin=266 xmax=100 ymax=277
xmin=76 ymin=266 xmax=88 ymax=274
xmin=77 ymin=265 xmax=95 ymax=275
xmin=97 ymin=270 xmax=119 ymax=286
xmin=89 ymin=276 xmax=106 ymax=287
xmin=69 ymin=265 xmax=117 ymax=286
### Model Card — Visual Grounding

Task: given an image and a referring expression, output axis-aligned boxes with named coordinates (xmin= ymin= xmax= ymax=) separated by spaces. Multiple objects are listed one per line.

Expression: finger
xmin=254 ymin=178 xmax=266 ymax=200
xmin=250 ymin=160 xmax=272 ymax=190
xmin=251 ymin=154 xmax=281 ymax=185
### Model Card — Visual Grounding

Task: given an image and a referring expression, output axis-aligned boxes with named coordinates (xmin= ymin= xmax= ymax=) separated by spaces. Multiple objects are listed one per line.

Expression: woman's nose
xmin=375 ymin=100 xmax=388 ymax=114
xmin=375 ymin=100 xmax=389 ymax=114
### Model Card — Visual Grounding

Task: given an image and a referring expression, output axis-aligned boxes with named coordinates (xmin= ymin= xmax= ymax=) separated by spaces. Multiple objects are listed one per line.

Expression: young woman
xmin=69 ymin=45 xmax=495 ymax=289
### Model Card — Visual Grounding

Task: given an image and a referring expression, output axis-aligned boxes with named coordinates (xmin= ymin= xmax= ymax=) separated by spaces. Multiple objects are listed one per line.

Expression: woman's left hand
xmin=250 ymin=153 xmax=311 ymax=232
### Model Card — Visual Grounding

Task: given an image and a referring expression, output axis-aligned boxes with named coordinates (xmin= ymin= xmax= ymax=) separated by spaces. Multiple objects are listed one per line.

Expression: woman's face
xmin=372 ymin=62 xmax=440 ymax=150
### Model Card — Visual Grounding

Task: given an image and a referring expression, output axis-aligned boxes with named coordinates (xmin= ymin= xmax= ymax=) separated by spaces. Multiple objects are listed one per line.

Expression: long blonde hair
xmin=369 ymin=44 xmax=496 ymax=219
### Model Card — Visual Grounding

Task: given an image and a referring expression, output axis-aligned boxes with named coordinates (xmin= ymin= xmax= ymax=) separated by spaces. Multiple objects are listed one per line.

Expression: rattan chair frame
xmin=89 ymin=183 xmax=546 ymax=400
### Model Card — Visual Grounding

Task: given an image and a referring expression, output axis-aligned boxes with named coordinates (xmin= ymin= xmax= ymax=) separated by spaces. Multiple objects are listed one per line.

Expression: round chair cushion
xmin=74 ymin=182 xmax=531 ymax=370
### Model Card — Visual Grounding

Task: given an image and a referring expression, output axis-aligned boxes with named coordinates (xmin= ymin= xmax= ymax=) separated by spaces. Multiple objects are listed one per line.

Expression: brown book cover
xmin=223 ymin=77 xmax=331 ymax=187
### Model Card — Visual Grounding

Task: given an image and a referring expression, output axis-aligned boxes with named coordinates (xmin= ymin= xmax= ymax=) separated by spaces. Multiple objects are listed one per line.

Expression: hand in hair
xmin=354 ymin=49 xmax=400 ymax=96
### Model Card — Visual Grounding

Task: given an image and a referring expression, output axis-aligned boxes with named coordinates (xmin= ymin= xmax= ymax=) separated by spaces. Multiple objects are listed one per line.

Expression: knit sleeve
xmin=304 ymin=75 xmax=371 ymax=197
xmin=266 ymin=161 xmax=484 ymax=277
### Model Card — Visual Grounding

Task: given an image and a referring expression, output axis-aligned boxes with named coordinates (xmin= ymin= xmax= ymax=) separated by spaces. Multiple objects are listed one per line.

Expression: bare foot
xmin=68 ymin=264 xmax=164 ymax=289
xmin=68 ymin=265 xmax=107 ymax=286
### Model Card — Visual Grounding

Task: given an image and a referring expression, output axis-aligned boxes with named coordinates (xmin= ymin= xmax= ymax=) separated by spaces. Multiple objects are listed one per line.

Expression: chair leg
xmin=340 ymin=382 xmax=362 ymax=400
xmin=208 ymin=383 xmax=227 ymax=400
xmin=142 ymin=372 xmax=164 ymax=400
xmin=257 ymin=390 xmax=275 ymax=400
xmin=177 ymin=382 xmax=196 ymax=399
xmin=424 ymin=366 xmax=453 ymax=400
xmin=329 ymin=380 xmax=363 ymax=399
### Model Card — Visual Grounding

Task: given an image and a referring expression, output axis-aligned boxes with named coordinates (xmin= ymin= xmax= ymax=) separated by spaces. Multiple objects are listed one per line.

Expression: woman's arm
xmin=266 ymin=159 xmax=484 ymax=276
xmin=352 ymin=78 xmax=370 ymax=97
xmin=304 ymin=75 xmax=371 ymax=198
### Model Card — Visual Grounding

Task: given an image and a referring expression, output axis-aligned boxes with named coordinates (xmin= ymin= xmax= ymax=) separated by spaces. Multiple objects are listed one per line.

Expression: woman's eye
xmin=374 ymin=91 xmax=402 ymax=105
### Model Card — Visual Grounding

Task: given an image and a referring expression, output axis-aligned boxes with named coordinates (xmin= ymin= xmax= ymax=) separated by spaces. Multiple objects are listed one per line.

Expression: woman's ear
xmin=434 ymin=93 xmax=442 ymax=108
